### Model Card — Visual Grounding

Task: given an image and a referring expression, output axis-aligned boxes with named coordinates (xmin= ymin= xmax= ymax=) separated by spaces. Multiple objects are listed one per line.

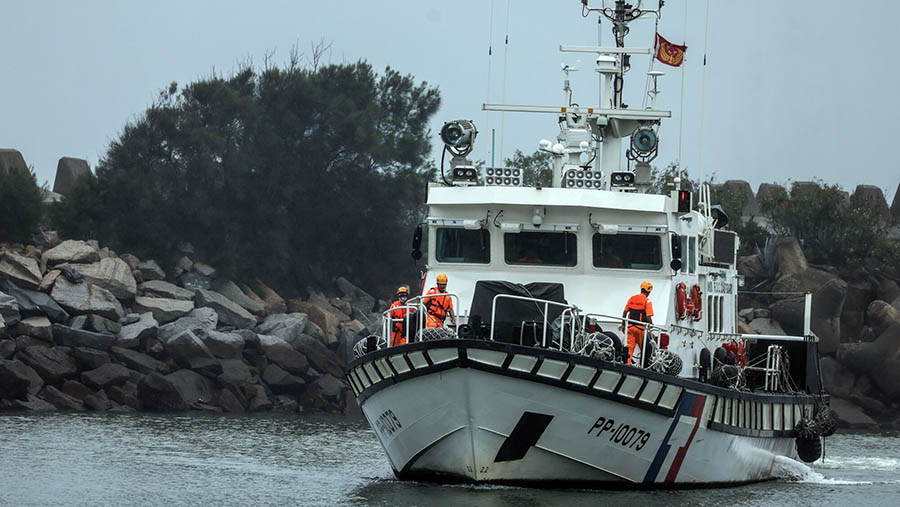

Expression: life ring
xmin=675 ymin=282 xmax=693 ymax=320
xmin=690 ymin=283 xmax=703 ymax=321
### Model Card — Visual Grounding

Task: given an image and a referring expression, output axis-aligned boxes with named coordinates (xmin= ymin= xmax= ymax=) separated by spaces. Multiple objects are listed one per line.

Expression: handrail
xmin=578 ymin=312 xmax=670 ymax=365
xmin=381 ymin=292 xmax=461 ymax=346
xmin=409 ymin=292 xmax=460 ymax=339
xmin=489 ymin=294 xmax=579 ymax=347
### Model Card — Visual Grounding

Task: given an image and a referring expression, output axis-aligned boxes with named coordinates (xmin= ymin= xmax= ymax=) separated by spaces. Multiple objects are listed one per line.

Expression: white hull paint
xmin=352 ymin=343 xmax=805 ymax=487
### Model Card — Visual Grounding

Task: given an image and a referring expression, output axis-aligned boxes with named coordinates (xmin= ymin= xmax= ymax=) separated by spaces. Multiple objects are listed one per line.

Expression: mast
xmin=482 ymin=0 xmax=668 ymax=191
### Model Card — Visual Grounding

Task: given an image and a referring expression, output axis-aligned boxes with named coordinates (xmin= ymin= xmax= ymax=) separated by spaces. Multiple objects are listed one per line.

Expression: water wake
xmin=773 ymin=455 xmax=873 ymax=485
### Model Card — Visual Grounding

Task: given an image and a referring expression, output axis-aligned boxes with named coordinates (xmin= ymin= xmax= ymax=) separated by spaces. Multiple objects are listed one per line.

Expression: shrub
xmin=0 ymin=166 xmax=43 ymax=243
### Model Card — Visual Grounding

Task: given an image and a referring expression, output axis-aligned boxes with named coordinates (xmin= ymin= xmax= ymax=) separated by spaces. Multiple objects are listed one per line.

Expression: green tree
xmin=52 ymin=61 xmax=440 ymax=294
xmin=504 ymin=149 xmax=553 ymax=187
xmin=759 ymin=180 xmax=899 ymax=268
xmin=0 ymin=166 xmax=43 ymax=243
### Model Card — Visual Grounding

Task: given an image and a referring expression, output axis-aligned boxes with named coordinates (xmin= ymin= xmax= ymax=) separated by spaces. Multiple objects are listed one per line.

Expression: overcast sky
xmin=2 ymin=1 xmax=898 ymax=204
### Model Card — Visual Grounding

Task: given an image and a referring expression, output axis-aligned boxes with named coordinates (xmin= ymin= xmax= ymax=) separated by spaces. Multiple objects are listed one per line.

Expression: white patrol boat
xmin=348 ymin=0 xmax=835 ymax=488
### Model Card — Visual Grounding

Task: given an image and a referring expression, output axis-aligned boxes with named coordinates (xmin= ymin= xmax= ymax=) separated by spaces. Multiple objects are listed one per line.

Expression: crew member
xmin=424 ymin=273 xmax=457 ymax=328
xmin=621 ymin=281 xmax=654 ymax=365
xmin=389 ymin=286 xmax=415 ymax=346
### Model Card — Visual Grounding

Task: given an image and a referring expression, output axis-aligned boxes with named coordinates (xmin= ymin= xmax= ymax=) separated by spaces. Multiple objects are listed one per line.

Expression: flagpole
xmin=698 ymin=0 xmax=710 ymax=188
xmin=677 ymin=0 xmax=687 ymax=172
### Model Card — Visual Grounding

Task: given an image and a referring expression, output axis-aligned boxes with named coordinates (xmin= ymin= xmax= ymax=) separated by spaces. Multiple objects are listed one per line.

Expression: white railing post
xmin=803 ymin=292 xmax=812 ymax=338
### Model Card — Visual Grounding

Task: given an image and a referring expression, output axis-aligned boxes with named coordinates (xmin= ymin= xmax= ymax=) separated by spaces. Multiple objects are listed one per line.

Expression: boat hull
xmin=348 ymin=340 xmax=815 ymax=488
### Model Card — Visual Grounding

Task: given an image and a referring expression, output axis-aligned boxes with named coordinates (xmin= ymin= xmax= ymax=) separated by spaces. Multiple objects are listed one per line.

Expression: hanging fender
xmin=725 ymin=339 xmax=748 ymax=369
xmin=690 ymin=283 xmax=703 ymax=321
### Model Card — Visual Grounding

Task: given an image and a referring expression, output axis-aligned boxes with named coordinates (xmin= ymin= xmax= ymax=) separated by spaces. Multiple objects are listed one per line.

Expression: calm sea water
xmin=0 ymin=412 xmax=897 ymax=506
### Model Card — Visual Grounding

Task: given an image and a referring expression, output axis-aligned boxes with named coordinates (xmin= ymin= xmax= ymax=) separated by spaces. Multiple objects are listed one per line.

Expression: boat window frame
xmin=502 ymin=230 xmax=578 ymax=267
xmin=433 ymin=226 xmax=492 ymax=265
xmin=591 ymin=232 xmax=665 ymax=272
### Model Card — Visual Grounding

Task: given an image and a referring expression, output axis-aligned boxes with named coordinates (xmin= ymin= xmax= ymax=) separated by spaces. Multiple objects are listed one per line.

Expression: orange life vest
xmin=623 ymin=293 xmax=654 ymax=331
xmin=424 ymin=287 xmax=453 ymax=327
xmin=389 ymin=300 xmax=411 ymax=346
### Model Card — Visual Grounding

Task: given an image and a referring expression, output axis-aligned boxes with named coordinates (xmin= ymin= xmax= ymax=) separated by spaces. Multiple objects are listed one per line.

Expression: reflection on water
xmin=0 ymin=413 xmax=898 ymax=506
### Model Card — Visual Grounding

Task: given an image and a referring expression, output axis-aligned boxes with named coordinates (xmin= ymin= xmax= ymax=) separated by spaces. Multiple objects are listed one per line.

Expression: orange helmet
xmin=436 ymin=273 xmax=448 ymax=284
xmin=396 ymin=286 xmax=409 ymax=296
xmin=640 ymin=281 xmax=653 ymax=292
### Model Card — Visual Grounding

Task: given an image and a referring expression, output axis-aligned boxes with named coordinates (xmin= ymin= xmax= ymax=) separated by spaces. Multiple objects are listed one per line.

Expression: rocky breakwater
xmin=739 ymin=236 xmax=900 ymax=430
xmin=0 ymin=239 xmax=380 ymax=414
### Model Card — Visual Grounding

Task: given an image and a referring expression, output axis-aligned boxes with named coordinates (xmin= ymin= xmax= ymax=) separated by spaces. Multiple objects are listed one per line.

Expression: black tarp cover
xmin=468 ymin=281 xmax=567 ymax=344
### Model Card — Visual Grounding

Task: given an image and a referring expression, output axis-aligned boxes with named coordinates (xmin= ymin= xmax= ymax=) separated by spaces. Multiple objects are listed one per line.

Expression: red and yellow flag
xmin=655 ymin=33 xmax=687 ymax=67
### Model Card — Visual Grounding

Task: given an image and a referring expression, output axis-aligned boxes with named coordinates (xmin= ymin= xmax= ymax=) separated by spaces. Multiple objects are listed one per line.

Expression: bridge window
xmin=504 ymin=232 xmax=577 ymax=266
xmin=592 ymin=233 xmax=662 ymax=270
xmin=436 ymin=228 xmax=490 ymax=264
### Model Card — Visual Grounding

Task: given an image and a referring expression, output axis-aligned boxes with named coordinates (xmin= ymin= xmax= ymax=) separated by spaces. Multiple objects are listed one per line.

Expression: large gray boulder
xmin=51 ymin=278 xmax=124 ymax=320
xmin=771 ymin=268 xmax=840 ymax=300
xmin=41 ymin=385 xmax=85 ymax=411
xmin=166 ymin=369 xmax=216 ymax=406
xmin=811 ymin=279 xmax=847 ymax=356
xmin=80 ymin=314 xmax=120 ymax=335
xmin=136 ymin=260 xmax=165 ymax=282
xmin=12 ymin=316 xmax=53 ymax=342
xmin=254 ymin=313 xmax=308 ymax=348
xmin=133 ymin=296 xmax=193 ymax=324
xmin=161 ymin=329 xmax=217 ymax=370
xmin=107 ymin=381 xmax=140 ymax=410
xmin=0 ymin=359 xmax=43 ymax=400
xmin=139 ymin=280 xmax=195 ymax=301
xmin=0 ymin=281 xmax=69 ymax=323
xmin=84 ymin=389 xmax=112 ymax=411
xmin=110 ymin=346 xmax=170 ymax=375
xmin=748 ymin=318 xmax=785 ymax=336
xmin=137 ymin=372 xmax=188 ymax=411
xmin=774 ymin=237 xmax=808 ymax=278
xmin=117 ymin=312 xmax=158 ymax=348
xmin=246 ymin=384 xmax=273 ymax=412
xmin=72 ymin=257 xmax=137 ymax=300
xmin=867 ymin=300 xmax=900 ymax=337
xmin=250 ymin=279 xmax=286 ymax=315
xmin=52 ymin=157 xmax=90 ymax=196
xmin=877 ymin=279 xmax=900 ymax=304
xmin=830 ymin=397 xmax=878 ymax=429
xmin=218 ymin=359 xmax=255 ymax=390
xmin=71 ymin=347 xmax=110 ymax=370
xmin=891 ymin=181 xmax=900 ymax=222
xmin=41 ymin=240 xmax=99 ymax=266
xmin=200 ymin=330 xmax=245 ymax=359
xmin=850 ymin=184 xmax=890 ymax=218
xmin=0 ymin=291 xmax=21 ymax=327
xmin=870 ymin=356 xmax=900 ymax=400
xmin=212 ymin=279 xmax=264 ymax=315
xmin=195 ymin=289 xmax=256 ymax=329
xmin=52 ymin=324 xmax=117 ymax=351
xmin=0 ymin=149 xmax=28 ymax=176
xmin=300 ymin=374 xmax=346 ymax=412
xmin=17 ymin=346 xmax=78 ymax=384
xmin=295 ymin=335 xmax=344 ymax=377
xmin=258 ymin=334 xmax=309 ymax=376
xmin=179 ymin=272 xmax=212 ymax=291
xmin=262 ymin=364 xmax=306 ymax=395
xmin=0 ymin=340 xmax=14 ymax=359
xmin=820 ymin=357 xmax=857 ymax=399
xmin=5 ymin=394 xmax=57 ymax=411
xmin=334 ymin=276 xmax=376 ymax=315
xmin=0 ymin=252 xmax=43 ymax=290
xmin=157 ymin=307 xmax=218 ymax=341
xmin=81 ymin=363 xmax=132 ymax=390
xmin=841 ymin=279 xmax=873 ymax=342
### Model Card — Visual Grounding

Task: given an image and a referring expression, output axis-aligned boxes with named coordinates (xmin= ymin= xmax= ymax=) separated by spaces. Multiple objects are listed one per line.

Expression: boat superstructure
xmin=348 ymin=0 xmax=834 ymax=487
